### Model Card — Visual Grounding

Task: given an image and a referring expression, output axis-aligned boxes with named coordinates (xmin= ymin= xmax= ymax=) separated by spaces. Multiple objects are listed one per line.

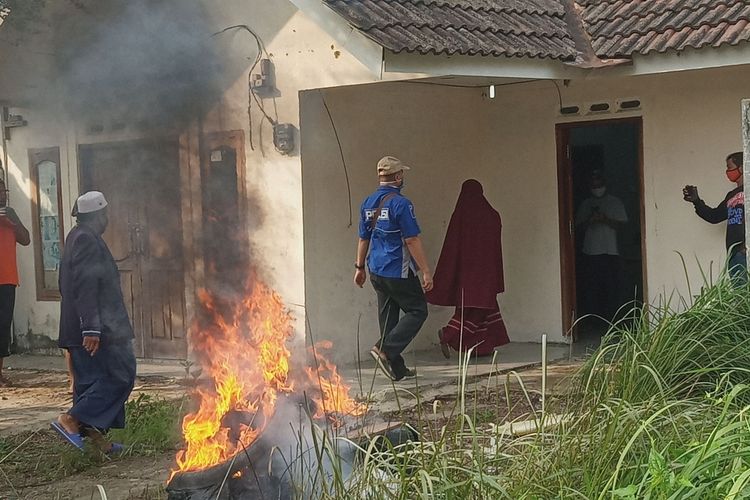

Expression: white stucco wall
xmin=3 ymin=0 xmax=749 ymax=367
xmin=301 ymin=64 xmax=750 ymax=365
xmin=1 ymin=100 xmax=79 ymax=349
xmin=195 ymin=0 xmax=378 ymax=335
xmin=1 ymin=0 xmax=378 ymax=353
xmin=300 ymin=83 xmax=488 ymax=361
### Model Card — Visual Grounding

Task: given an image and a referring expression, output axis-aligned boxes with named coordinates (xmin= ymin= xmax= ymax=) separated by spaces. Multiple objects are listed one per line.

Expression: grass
xmin=0 ymin=394 xmax=182 ymax=497
xmin=110 ymin=393 xmax=184 ymax=456
xmin=283 ymin=270 xmax=750 ymax=499
xmin=8 ymin=266 xmax=750 ymax=498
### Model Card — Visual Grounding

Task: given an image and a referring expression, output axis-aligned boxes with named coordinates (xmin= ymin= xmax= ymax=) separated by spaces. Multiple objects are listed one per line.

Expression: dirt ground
xmin=0 ymin=362 xmax=581 ymax=499
xmin=0 ymin=370 xmax=185 ymax=499
xmin=0 ymin=370 xmax=186 ymax=436
xmin=0 ymin=429 xmax=172 ymax=500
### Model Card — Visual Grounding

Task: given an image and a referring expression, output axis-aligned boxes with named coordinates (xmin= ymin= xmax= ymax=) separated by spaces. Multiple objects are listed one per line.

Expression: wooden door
xmin=556 ymin=117 xmax=646 ymax=341
xmin=79 ymin=140 xmax=187 ymax=359
xmin=200 ymin=131 xmax=247 ymax=295
xmin=556 ymin=125 xmax=577 ymax=338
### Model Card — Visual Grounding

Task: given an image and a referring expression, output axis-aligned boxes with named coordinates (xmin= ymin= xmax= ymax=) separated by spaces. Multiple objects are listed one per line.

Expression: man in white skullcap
xmin=51 ymin=192 xmax=135 ymax=454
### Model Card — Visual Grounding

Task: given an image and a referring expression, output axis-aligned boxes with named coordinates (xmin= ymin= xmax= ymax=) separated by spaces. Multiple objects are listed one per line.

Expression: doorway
xmin=200 ymin=131 xmax=248 ymax=296
xmin=79 ymin=140 xmax=188 ymax=359
xmin=556 ymin=118 xmax=645 ymax=344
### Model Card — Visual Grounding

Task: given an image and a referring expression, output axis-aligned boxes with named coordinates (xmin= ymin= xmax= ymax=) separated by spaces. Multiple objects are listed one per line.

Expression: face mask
xmin=591 ymin=187 xmax=606 ymax=198
xmin=727 ymin=168 xmax=742 ymax=183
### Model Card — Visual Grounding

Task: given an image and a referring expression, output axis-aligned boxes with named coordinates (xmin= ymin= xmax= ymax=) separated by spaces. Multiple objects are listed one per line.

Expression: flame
xmin=171 ymin=279 xmax=366 ymax=479
xmin=306 ymin=341 xmax=367 ymax=420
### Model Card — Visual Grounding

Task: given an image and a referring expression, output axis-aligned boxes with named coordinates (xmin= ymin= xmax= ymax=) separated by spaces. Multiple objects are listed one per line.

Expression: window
xmin=29 ymin=148 xmax=64 ymax=300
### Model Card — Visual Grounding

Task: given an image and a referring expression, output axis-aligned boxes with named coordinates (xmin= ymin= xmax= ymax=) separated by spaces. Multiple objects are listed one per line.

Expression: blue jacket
xmin=58 ymin=224 xmax=134 ymax=347
xmin=359 ymin=186 xmax=421 ymax=278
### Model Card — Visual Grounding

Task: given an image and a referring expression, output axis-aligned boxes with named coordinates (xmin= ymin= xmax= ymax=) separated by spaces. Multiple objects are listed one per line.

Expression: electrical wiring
xmin=319 ymin=90 xmax=353 ymax=228
xmin=213 ymin=25 xmax=279 ymax=151
xmin=551 ymin=80 xmax=564 ymax=112
xmin=400 ymin=78 xmax=539 ymax=89
xmin=402 ymin=78 xmax=564 ymax=110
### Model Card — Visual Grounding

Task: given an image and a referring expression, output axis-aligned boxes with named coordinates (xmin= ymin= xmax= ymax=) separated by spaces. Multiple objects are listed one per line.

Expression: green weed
xmin=287 ymin=269 xmax=750 ymax=499
xmin=110 ymin=393 xmax=184 ymax=455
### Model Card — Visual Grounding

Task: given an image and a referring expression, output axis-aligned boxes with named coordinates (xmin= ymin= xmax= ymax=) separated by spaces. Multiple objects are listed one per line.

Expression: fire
xmin=306 ymin=341 xmax=367 ymax=419
xmin=172 ymin=279 xmax=366 ymax=478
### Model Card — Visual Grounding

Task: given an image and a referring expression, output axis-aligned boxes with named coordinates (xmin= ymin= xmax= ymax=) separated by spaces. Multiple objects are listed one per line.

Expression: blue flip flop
xmin=50 ymin=420 xmax=84 ymax=451
xmin=107 ymin=442 xmax=124 ymax=455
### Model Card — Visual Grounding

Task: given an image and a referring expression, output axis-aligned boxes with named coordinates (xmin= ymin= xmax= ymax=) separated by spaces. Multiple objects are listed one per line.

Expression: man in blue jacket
xmin=354 ymin=156 xmax=433 ymax=381
xmin=51 ymin=191 xmax=135 ymax=453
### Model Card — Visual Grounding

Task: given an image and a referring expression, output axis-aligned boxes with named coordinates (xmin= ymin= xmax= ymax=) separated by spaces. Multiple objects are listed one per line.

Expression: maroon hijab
xmin=426 ymin=179 xmax=504 ymax=309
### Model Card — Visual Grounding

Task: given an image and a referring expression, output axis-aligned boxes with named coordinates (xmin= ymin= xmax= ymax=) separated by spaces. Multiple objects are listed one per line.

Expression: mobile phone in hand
xmin=683 ymin=185 xmax=698 ymax=201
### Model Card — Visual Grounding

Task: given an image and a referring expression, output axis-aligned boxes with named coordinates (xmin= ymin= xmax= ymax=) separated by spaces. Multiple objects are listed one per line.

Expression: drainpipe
xmin=743 ymin=99 xmax=750 ymax=254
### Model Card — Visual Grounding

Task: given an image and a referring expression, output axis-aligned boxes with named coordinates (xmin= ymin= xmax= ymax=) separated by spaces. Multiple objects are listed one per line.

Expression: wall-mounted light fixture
xmin=488 ymin=85 xmax=495 ymax=99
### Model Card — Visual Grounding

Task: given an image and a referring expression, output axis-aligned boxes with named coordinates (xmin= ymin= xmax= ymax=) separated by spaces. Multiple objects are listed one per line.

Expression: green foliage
xmin=110 ymin=393 xmax=184 ymax=456
xmin=292 ymin=272 xmax=750 ymax=499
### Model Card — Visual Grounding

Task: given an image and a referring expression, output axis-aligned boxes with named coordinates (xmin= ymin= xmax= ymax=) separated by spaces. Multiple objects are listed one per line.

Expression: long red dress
xmin=425 ymin=180 xmax=510 ymax=356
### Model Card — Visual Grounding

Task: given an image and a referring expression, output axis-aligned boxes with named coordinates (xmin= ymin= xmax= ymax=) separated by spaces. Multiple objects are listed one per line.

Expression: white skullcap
xmin=74 ymin=191 xmax=108 ymax=215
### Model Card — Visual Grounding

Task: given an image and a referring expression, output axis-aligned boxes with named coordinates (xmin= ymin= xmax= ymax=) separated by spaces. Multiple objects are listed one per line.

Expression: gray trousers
xmin=370 ymin=272 xmax=428 ymax=374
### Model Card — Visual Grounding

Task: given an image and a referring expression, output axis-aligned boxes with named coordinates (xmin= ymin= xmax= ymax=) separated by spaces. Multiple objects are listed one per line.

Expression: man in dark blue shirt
xmin=683 ymin=152 xmax=746 ymax=281
xmin=52 ymin=191 xmax=135 ymax=454
xmin=354 ymin=156 xmax=432 ymax=381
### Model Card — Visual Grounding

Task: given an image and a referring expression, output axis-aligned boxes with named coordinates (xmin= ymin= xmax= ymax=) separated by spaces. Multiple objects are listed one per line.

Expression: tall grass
xmin=110 ymin=393 xmax=184 ymax=455
xmin=291 ymin=273 xmax=750 ymax=499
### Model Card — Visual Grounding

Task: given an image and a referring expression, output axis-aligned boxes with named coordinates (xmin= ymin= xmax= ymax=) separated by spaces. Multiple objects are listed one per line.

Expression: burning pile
xmin=170 ymin=279 xmax=366 ymax=482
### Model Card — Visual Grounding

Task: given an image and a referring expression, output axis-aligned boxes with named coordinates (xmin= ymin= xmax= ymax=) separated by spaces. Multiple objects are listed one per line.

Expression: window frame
xmin=28 ymin=147 xmax=65 ymax=301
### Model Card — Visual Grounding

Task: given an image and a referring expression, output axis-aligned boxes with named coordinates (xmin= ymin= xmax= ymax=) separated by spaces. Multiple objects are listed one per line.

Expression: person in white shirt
xmin=575 ymin=169 xmax=628 ymax=323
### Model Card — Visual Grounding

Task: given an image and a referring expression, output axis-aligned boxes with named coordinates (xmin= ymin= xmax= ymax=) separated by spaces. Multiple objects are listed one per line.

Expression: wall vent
xmin=586 ymin=101 xmax=611 ymax=114
xmin=617 ymin=98 xmax=642 ymax=111
xmin=559 ymin=104 xmax=581 ymax=116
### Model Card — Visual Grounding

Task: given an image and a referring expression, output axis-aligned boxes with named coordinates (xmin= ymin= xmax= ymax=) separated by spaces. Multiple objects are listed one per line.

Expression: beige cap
xmin=377 ymin=156 xmax=411 ymax=176
xmin=73 ymin=191 xmax=108 ymax=215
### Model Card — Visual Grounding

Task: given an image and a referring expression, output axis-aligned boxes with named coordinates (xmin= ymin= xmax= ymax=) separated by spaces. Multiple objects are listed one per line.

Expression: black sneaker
xmin=391 ymin=358 xmax=416 ymax=380
xmin=370 ymin=346 xmax=397 ymax=381
xmin=437 ymin=329 xmax=451 ymax=359
xmin=399 ymin=368 xmax=416 ymax=380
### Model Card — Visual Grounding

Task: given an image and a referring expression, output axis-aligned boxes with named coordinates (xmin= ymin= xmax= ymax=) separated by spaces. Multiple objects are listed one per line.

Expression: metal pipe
xmin=541 ymin=333 xmax=548 ymax=418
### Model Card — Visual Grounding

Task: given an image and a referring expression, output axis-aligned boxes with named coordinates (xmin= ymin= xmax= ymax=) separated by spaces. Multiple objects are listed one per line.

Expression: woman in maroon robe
xmin=426 ymin=179 xmax=510 ymax=357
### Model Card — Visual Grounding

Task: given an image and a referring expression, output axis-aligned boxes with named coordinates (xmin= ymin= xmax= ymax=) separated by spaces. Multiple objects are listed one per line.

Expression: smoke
xmin=53 ymin=0 xmax=225 ymax=128
xmin=261 ymin=396 xmax=358 ymax=496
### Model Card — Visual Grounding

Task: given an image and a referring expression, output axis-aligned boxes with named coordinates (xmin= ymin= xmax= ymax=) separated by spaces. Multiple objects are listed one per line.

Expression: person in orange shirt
xmin=0 ymin=178 xmax=30 ymax=386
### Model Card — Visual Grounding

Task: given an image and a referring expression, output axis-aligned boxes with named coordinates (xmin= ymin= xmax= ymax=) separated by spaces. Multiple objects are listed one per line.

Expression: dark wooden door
xmin=79 ymin=140 xmax=187 ymax=359
xmin=556 ymin=125 xmax=577 ymax=339
xmin=200 ymin=131 xmax=247 ymax=295
xmin=556 ymin=118 xmax=646 ymax=341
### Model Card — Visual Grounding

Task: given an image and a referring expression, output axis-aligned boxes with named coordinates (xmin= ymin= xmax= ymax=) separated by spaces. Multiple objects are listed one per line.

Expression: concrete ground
xmin=0 ymin=342 xmax=571 ymax=435
xmin=347 ymin=341 xmax=570 ymax=411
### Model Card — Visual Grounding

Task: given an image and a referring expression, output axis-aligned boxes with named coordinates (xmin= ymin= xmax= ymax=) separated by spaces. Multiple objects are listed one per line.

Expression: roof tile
xmin=323 ymin=0 xmax=750 ymax=63
xmin=323 ymin=0 xmax=578 ymax=60
xmin=578 ymin=0 xmax=750 ymax=57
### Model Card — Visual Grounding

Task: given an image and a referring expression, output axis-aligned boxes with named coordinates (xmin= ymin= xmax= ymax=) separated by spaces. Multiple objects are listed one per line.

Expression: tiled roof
xmin=577 ymin=0 xmax=750 ymax=57
xmin=323 ymin=0 xmax=579 ymax=60
xmin=323 ymin=0 xmax=750 ymax=63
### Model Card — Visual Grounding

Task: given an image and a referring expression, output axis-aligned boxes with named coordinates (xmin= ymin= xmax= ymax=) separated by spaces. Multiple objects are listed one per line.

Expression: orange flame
xmin=172 ymin=280 xmax=366 ymax=479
